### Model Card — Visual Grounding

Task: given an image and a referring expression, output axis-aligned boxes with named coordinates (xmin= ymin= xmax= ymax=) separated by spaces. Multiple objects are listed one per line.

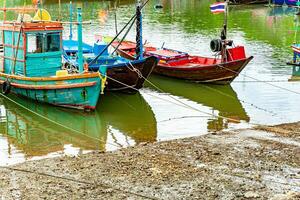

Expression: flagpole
xmin=224 ymin=0 xmax=228 ymax=40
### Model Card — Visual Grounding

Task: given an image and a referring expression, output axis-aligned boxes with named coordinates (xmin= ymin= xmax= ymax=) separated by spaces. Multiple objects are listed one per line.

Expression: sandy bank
xmin=0 ymin=123 xmax=300 ymax=199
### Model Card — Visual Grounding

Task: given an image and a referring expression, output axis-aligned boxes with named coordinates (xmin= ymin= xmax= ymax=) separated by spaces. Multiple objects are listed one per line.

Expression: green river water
xmin=0 ymin=0 xmax=300 ymax=165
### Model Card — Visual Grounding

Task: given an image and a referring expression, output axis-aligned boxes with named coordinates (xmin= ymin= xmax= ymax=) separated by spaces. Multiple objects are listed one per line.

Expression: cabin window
xmin=27 ymin=32 xmax=60 ymax=53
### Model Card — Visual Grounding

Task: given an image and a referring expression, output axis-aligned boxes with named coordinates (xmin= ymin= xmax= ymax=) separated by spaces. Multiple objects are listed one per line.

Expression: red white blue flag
xmin=210 ymin=2 xmax=226 ymax=14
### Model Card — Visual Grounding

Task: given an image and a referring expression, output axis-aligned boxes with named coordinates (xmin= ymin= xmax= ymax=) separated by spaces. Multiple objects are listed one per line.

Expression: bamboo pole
xmin=12 ymin=4 xmax=26 ymax=75
xmin=69 ymin=1 xmax=73 ymax=40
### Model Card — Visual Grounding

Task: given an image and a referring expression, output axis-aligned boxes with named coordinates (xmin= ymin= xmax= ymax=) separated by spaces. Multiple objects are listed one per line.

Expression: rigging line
xmin=88 ymin=0 xmax=150 ymax=66
xmin=217 ymin=64 xmax=300 ymax=95
xmin=112 ymin=17 xmax=136 ymax=55
xmin=0 ymin=166 xmax=158 ymax=200
xmin=0 ymin=93 xmax=121 ymax=149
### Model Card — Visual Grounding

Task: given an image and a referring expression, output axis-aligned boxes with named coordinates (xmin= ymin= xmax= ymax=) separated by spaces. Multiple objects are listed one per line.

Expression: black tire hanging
xmin=2 ymin=81 xmax=11 ymax=95
xmin=210 ymin=39 xmax=223 ymax=52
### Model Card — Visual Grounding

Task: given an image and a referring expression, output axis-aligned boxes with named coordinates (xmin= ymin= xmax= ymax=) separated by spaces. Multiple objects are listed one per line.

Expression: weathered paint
xmin=3 ymin=30 xmax=25 ymax=75
xmin=0 ymin=73 xmax=102 ymax=110
xmin=25 ymin=51 xmax=62 ymax=77
xmin=1 ymin=21 xmax=106 ymax=110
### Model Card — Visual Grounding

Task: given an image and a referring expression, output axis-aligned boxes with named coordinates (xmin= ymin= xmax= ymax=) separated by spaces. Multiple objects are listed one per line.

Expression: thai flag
xmin=210 ymin=2 xmax=226 ymax=14
xmin=292 ymin=45 xmax=300 ymax=54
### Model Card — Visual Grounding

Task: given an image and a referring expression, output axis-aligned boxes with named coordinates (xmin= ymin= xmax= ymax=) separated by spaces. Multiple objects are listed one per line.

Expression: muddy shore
xmin=0 ymin=123 xmax=300 ymax=199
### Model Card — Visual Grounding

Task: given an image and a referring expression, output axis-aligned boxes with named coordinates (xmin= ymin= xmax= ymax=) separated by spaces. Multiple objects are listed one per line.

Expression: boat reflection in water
xmin=99 ymin=92 xmax=157 ymax=144
xmin=268 ymin=6 xmax=298 ymax=17
xmin=0 ymin=92 xmax=156 ymax=165
xmin=146 ymin=76 xmax=250 ymax=131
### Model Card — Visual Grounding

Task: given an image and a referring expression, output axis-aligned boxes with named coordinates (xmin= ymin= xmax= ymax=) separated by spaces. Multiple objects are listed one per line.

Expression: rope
xmin=233 ymin=80 xmax=289 ymax=83
xmin=88 ymin=0 xmax=150 ymax=66
xmin=126 ymin=62 xmax=284 ymax=119
xmin=199 ymin=84 xmax=281 ymax=118
xmin=105 ymin=72 xmax=261 ymax=125
xmin=217 ymin=64 xmax=300 ymax=95
xmin=111 ymin=17 xmax=136 ymax=55
xmin=0 ymin=166 xmax=158 ymax=200
xmin=0 ymin=93 xmax=121 ymax=149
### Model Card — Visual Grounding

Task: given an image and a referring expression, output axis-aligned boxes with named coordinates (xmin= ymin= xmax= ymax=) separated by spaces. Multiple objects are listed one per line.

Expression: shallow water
xmin=0 ymin=0 xmax=300 ymax=165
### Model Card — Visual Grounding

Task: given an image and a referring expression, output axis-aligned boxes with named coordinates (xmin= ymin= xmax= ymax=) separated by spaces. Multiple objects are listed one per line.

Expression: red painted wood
xmin=112 ymin=41 xmax=253 ymax=84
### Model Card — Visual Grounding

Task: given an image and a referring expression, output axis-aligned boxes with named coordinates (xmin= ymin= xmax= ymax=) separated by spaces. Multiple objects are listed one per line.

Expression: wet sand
xmin=0 ymin=123 xmax=300 ymax=199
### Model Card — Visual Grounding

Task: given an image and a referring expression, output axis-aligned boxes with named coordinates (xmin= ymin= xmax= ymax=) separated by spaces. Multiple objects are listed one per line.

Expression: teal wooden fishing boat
xmin=0 ymin=8 xmax=106 ymax=111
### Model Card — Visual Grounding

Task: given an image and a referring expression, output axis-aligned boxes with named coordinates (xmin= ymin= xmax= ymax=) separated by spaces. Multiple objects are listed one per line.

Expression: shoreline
xmin=0 ymin=122 xmax=300 ymax=199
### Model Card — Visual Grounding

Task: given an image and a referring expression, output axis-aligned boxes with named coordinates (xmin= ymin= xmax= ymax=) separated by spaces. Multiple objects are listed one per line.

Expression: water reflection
xmin=0 ymin=92 xmax=156 ymax=165
xmin=268 ymin=6 xmax=298 ymax=16
xmin=147 ymin=76 xmax=249 ymax=131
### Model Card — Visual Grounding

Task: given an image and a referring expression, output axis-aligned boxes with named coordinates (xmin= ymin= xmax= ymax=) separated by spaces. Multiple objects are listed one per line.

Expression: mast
xmin=221 ymin=0 xmax=229 ymax=61
xmin=135 ymin=0 xmax=143 ymax=60
xmin=77 ymin=7 xmax=84 ymax=73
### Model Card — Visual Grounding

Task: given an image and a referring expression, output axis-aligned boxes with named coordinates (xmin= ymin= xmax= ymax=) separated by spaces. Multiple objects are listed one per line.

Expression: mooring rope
xmin=125 ymin=58 xmax=287 ymax=121
xmin=106 ymin=73 xmax=262 ymax=126
xmin=199 ymin=84 xmax=282 ymax=118
xmin=217 ymin=64 xmax=300 ymax=95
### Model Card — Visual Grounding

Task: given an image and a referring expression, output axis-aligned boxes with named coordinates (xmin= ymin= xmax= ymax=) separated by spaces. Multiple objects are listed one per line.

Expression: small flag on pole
xmin=210 ymin=2 xmax=226 ymax=14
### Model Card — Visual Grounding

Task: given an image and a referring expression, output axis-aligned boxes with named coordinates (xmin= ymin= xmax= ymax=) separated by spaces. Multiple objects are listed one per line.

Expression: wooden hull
xmin=115 ymin=44 xmax=253 ymax=84
xmin=153 ymin=57 xmax=253 ymax=84
xmin=0 ymin=72 xmax=103 ymax=110
xmin=104 ymin=56 xmax=157 ymax=93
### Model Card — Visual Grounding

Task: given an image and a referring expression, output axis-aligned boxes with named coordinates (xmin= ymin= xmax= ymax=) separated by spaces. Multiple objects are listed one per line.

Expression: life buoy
xmin=2 ymin=81 xmax=11 ymax=95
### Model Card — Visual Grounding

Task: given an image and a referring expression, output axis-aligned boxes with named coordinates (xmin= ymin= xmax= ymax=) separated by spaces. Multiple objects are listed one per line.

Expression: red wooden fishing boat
xmin=112 ymin=40 xmax=253 ymax=84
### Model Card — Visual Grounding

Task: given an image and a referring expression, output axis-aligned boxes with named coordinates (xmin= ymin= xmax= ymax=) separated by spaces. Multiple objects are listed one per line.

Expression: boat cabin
xmin=1 ymin=21 xmax=63 ymax=77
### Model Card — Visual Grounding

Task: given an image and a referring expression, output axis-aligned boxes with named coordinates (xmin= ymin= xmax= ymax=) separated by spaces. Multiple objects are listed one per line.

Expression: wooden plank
xmin=9 ymin=81 xmax=97 ymax=90
xmin=3 ymin=42 xmax=24 ymax=49
xmin=0 ymin=71 xmax=101 ymax=82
